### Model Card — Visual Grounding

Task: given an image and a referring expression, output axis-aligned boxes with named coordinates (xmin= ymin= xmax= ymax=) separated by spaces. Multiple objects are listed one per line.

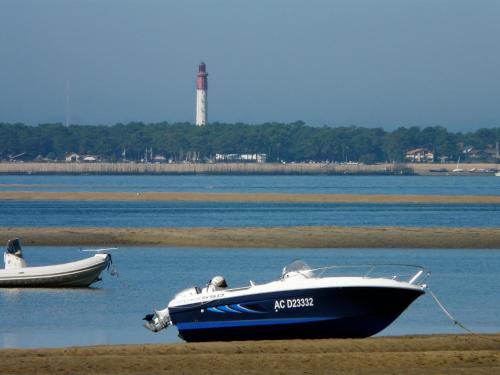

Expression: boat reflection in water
xmin=144 ymin=260 xmax=428 ymax=342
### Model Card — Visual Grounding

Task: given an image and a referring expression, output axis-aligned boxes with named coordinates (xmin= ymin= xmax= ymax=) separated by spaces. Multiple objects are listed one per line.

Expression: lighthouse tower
xmin=196 ymin=62 xmax=208 ymax=126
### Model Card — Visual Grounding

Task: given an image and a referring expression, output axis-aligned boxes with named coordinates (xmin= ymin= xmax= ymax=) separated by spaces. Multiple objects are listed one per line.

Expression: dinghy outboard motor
xmin=4 ymin=238 xmax=27 ymax=269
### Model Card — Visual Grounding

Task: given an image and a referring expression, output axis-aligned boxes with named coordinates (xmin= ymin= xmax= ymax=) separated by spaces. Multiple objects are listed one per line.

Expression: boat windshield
xmin=174 ymin=286 xmax=200 ymax=299
xmin=282 ymin=260 xmax=314 ymax=279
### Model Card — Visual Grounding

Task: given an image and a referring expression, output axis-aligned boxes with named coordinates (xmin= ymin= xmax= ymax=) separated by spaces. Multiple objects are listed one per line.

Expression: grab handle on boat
xmin=81 ymin=247 xmax=119 ymax=253
xmin=408 ymin=270 xmax=424 ymax=284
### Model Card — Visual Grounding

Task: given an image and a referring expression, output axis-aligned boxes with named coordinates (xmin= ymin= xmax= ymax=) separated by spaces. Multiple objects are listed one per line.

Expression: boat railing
xmin=297 ymin=264 xmax=428 ymax=285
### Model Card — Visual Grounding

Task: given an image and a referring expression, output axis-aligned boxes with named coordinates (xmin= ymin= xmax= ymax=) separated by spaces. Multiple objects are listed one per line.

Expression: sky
xmin=0 ymin=0 xmax=499 ymax=131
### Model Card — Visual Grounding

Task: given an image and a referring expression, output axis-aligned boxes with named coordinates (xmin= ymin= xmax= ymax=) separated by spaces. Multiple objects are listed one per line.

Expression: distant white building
xmin=215 ymin=153 xmax=267 ymax=163
xmin=82 ymin=155 xmax=99 ymax=162
xmin=65 ymin=153 xmax=101 ymax=162
xmin=405 ymin=148 xmax=434 ymax=163
xmin=65 ymin=153 xmax=80 ymax=162
xmin=153 ymin=155 xmax=167 ymax=163
xmin=241 ymin=154 xmax=267 ymax=163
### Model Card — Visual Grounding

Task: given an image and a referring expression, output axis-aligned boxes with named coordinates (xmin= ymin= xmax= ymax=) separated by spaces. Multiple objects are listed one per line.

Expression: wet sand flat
xmin=1 ymin=226 xmax=499 ymax=248
xmin=1 ymin=334 xmax=498 ymax=374
xmin=1 ymin=191 xmax=500 ymax=203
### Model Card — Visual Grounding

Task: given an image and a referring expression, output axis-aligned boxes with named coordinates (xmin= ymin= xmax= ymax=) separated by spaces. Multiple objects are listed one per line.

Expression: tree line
xmin=0 ymin=122 xmax=499 ymax=163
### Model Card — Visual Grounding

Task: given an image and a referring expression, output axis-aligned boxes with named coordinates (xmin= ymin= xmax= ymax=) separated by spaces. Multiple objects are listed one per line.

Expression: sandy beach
xmin=1 ymin=334 xmax=498 ymax=374
xmin=1 ymin=190 xmax=500 ymax=203
xmin=1 ymin=226 xmax=499 ymax=248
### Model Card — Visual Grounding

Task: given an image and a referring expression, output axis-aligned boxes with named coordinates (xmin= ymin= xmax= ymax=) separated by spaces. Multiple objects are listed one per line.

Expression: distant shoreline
xmin=0 ymin=161 xmax=497 ymax=175
xmin=2 ymin=226 xmax=499 ymax=248
xmin=1 ymin=334 xmax=499 ymax=374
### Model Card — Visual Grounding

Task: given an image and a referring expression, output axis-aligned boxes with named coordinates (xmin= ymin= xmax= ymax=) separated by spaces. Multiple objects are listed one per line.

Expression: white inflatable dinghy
xmin=0 ymin=238 xmax=113 ymax=287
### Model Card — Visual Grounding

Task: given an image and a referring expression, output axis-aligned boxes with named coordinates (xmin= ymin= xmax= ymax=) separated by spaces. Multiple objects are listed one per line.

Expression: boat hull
xmin=0 ymin=255 xmax=109 ymax=288
xmin=171 ymin=286 xmax=424 ymax=342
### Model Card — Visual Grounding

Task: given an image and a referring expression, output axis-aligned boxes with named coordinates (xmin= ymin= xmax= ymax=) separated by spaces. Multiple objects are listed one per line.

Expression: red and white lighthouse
xmin=196 ymin=62 xmax=208 ymax=126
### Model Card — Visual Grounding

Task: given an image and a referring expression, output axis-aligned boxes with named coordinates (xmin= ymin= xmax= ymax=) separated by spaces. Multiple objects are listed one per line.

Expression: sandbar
xmin=1 ymin=191 xmax=500 ymax=203
xmin=1 ymin=226 xmax=499 ymax=248
xmin=1 ymin=334 xmax=499 ymax=374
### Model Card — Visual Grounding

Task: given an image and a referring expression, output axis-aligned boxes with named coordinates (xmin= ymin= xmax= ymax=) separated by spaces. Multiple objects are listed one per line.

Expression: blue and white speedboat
xmin=143 ymin=260 xmax=427 ymax=342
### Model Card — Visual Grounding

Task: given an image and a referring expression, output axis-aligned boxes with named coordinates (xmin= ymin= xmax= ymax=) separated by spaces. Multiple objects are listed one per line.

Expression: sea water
xmin=1 ymin=247 xmax=498 ymax=349
xmin=0 ymin=175 xmax=498 ymax=348
xmin=1 ymin=174 xmax=499 ymax=195
xmin=1 ymin=201 xmax=499 ymax=228
xmin=1 ymin=175 xmax=498 ymax=228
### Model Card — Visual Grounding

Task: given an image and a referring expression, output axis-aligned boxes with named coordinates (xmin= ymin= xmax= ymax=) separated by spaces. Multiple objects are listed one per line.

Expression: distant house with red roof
xmin=405 ymin=148 xmax=434 ymax=163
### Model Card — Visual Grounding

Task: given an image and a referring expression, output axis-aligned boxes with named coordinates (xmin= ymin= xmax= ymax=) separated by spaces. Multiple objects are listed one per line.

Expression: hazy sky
xmin=1 ymin=0 xmax=499 ymax=130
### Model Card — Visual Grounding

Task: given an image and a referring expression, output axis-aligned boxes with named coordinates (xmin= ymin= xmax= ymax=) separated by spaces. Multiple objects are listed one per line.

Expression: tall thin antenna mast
xmin=65 ymin=80 xmax=71 ymax=127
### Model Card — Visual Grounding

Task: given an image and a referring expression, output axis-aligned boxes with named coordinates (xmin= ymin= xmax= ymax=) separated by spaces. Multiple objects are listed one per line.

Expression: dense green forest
xmin=0 ymin=122 xmax=499 ymax=163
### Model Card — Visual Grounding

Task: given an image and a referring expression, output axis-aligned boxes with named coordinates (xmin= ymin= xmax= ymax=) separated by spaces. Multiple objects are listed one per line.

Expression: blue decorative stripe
xmin=177 ymin=317 xmax=332 ymax=330
xmin=206 ymin=304 xmax=260 ymax=314
xmin=207 ymin=307 xmax=225 ymax=314
xmin=218 ymin=305 xmax=241 ymax=313
xmin=230 ymin=304 xmax=261 ymax=314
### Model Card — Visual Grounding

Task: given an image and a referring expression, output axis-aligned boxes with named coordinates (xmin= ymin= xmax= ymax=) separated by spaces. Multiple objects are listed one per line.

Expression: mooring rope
xmin=428 ymin=288 xmax=500 ymax=344
xmin=429 ymin=289 xmax=474 ymax=333
xmin=106 ymin=253 xmax=119 ymax=277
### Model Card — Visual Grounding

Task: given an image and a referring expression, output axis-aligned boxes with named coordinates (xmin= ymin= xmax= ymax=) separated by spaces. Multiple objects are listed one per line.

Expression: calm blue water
xmin=0 ymin=247 xmax=498 ymax=349
xmin=1 ymin=201 xmax=499 ymax=228
xmin=0 ymin=175 xmax=498 ymax=348
xmin=2 ymin=175 xmax=498 ymax=228
xmin=1 ymin=174 xmax=499 ymax=195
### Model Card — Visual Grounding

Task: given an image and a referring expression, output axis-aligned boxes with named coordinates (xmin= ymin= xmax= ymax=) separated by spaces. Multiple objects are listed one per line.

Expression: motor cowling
xmin=143 ymin=307 xmax=171 ymax=333
xmin=4 ymin=238 xmax=27 ymax=269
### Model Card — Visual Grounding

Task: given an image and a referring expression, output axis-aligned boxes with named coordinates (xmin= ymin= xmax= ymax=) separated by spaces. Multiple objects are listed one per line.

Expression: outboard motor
xmin=143 ymin=307 xmax=171 ymax=333
xmin=4 ymin=238 xmax=27 ymax=269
